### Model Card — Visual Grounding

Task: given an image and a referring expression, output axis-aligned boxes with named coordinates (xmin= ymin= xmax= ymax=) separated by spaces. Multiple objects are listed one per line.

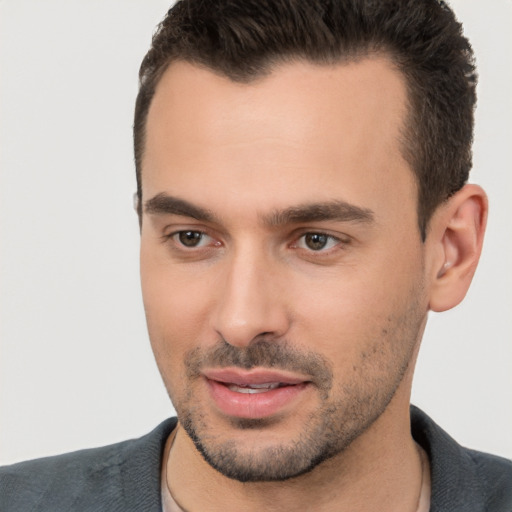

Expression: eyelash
xmin=164 ymin=229 xmax=349 ymax=256
xmin=291 ymin=232 xmax=344 ymax=252
xmin=165 ymin=230 xmax=218 ymax=249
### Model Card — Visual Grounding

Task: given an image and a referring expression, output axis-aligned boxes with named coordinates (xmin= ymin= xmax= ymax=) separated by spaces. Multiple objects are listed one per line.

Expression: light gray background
xmin=1 ymin=0 xmax=511 ymax=465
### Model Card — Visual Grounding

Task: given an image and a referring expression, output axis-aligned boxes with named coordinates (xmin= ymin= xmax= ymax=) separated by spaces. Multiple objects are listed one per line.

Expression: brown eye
xmin=177 ymin=231 xmax=203 ymax=247
xmin=304 ymin=233 xmax=329 ymax=251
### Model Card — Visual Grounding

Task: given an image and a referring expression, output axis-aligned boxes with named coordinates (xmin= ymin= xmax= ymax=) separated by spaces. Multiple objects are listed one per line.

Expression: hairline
xmin=136 ymin=50 xmax=427 ymax=241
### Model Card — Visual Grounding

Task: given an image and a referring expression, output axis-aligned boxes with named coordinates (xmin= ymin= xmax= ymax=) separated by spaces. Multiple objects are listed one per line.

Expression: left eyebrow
xmin=263 ymin=200 xmax=374 ymax=227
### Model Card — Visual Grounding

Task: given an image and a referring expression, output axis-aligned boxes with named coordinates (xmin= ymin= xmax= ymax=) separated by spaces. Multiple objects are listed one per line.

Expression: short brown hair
xmin=134 ymin=0 xmax=477 ymax=239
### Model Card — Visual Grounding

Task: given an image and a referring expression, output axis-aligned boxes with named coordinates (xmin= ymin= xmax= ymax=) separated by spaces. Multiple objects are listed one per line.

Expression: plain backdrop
xmin=1 ymin=0 xmax=511 ymax=465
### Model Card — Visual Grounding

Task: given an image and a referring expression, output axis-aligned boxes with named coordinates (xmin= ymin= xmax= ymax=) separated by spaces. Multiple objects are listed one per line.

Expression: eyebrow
xmin=264 ymin=201 xmax=374 ymax=226
xmin=144 ymin=193 xmax=215 ymax=222
xmin=144 ymin=193 xmax=374 ymax=226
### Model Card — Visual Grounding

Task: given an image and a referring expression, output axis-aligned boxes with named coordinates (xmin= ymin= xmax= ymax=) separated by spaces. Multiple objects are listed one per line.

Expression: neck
xmin=165 ymin=399 xmax=425 ymax=512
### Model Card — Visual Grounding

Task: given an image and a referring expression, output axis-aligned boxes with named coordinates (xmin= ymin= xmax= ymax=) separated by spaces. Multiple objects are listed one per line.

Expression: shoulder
xmin=464 ymin=447 xmax=512 ymax=509
xmin=411 ymin=405 xmax=512 ymax=512
xmin=0 ymin=444 xmax=123 ymax=510
xmin=0 ymin=418 xmax=177 ymax=512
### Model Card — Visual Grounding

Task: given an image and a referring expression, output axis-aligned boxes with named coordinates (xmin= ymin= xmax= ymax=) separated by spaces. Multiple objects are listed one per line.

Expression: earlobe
xmin=428 ymin=184 xmax=488 ymax=312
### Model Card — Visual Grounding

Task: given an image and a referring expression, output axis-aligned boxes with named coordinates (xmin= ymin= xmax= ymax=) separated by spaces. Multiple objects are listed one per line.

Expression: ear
xmin=427 ymin=184 xmax=488 ymax=312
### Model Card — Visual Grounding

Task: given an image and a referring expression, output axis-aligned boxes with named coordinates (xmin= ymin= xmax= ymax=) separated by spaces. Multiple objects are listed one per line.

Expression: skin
xmin=139 ymin=58 xmax=487 ymax=511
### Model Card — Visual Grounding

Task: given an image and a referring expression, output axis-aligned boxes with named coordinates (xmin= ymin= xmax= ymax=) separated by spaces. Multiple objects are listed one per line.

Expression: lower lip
xmin=206 ymin=379 xmax=309 ymax=419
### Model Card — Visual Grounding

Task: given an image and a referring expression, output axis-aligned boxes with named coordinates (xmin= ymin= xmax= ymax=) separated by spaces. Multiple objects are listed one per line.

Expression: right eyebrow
xmin=144 ymin=193 xmax=215 ymax=222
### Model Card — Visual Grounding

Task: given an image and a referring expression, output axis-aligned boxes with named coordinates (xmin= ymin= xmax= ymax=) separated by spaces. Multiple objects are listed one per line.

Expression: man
xmin=1 ymin=0 xmax=511 ymax=510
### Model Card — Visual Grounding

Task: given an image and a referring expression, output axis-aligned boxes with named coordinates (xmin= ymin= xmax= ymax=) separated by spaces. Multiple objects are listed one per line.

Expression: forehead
xmin=142 ymin=58 xmax=415 ymax=225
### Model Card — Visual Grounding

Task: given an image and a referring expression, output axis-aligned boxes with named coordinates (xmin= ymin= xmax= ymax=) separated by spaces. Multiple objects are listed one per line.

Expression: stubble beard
xmin=167 ymin=302 xmax=424 ymax=484
xmin=179 ymin=386 xmax=396 ymax=482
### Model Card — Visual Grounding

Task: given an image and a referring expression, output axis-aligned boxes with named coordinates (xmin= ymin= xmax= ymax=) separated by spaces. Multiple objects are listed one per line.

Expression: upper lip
xmin=202 ymin=367 xmax=310 ymax=386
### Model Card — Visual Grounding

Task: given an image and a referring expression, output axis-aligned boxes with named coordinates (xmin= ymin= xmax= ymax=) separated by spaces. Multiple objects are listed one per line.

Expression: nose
xmin=212 ymin=246 xmax=290 ymax=348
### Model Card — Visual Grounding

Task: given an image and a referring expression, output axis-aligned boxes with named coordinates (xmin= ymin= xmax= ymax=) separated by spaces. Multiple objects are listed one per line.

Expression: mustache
xmin=184 ymin=338 xmax=333 ymax=391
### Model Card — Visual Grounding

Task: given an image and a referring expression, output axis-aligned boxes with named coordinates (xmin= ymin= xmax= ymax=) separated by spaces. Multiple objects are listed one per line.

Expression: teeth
xmin=228 ymin=382 xmax=281 ymax=394
xmin=247 ymin=383 xmax=280 ymax=389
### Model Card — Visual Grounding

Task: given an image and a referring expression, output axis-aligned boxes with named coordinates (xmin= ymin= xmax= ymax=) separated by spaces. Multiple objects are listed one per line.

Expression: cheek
xmin=290 ymin=253 xmax=425 ymax=365
xmin=140 ymin=252 xmax=214 ymax=364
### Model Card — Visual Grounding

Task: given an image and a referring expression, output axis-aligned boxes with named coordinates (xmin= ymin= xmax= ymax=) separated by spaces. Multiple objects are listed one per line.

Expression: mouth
xmin=224 ymin=382 xmax=286 ymax=394
xmin=202 ymin=368 xmax=312 ymax=419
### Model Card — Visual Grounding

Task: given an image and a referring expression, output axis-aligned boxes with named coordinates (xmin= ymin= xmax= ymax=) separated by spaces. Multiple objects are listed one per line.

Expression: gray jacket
xmin=1 ymin=406 xmax=511 ymax=511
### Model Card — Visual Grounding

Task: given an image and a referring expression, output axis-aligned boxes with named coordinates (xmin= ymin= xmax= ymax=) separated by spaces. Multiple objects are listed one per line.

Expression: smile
xmin=203 ymin=368 xmax=311 ymax=419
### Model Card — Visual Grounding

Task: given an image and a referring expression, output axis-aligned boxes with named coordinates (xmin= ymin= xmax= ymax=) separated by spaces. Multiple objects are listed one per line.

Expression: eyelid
xmin=161 ymin=226 xmax=350 ymax=254
xmin=290 ymin=230 xmax=351 ymax=253
xmin=164 ymin=228 xmax=223 ymax=251
xmin=161 ymin=223 xmax=212 ymax=240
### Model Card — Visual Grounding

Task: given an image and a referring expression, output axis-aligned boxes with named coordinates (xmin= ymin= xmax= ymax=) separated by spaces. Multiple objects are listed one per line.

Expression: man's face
xmin=140 ymin=59 xmax=430 ymax=481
